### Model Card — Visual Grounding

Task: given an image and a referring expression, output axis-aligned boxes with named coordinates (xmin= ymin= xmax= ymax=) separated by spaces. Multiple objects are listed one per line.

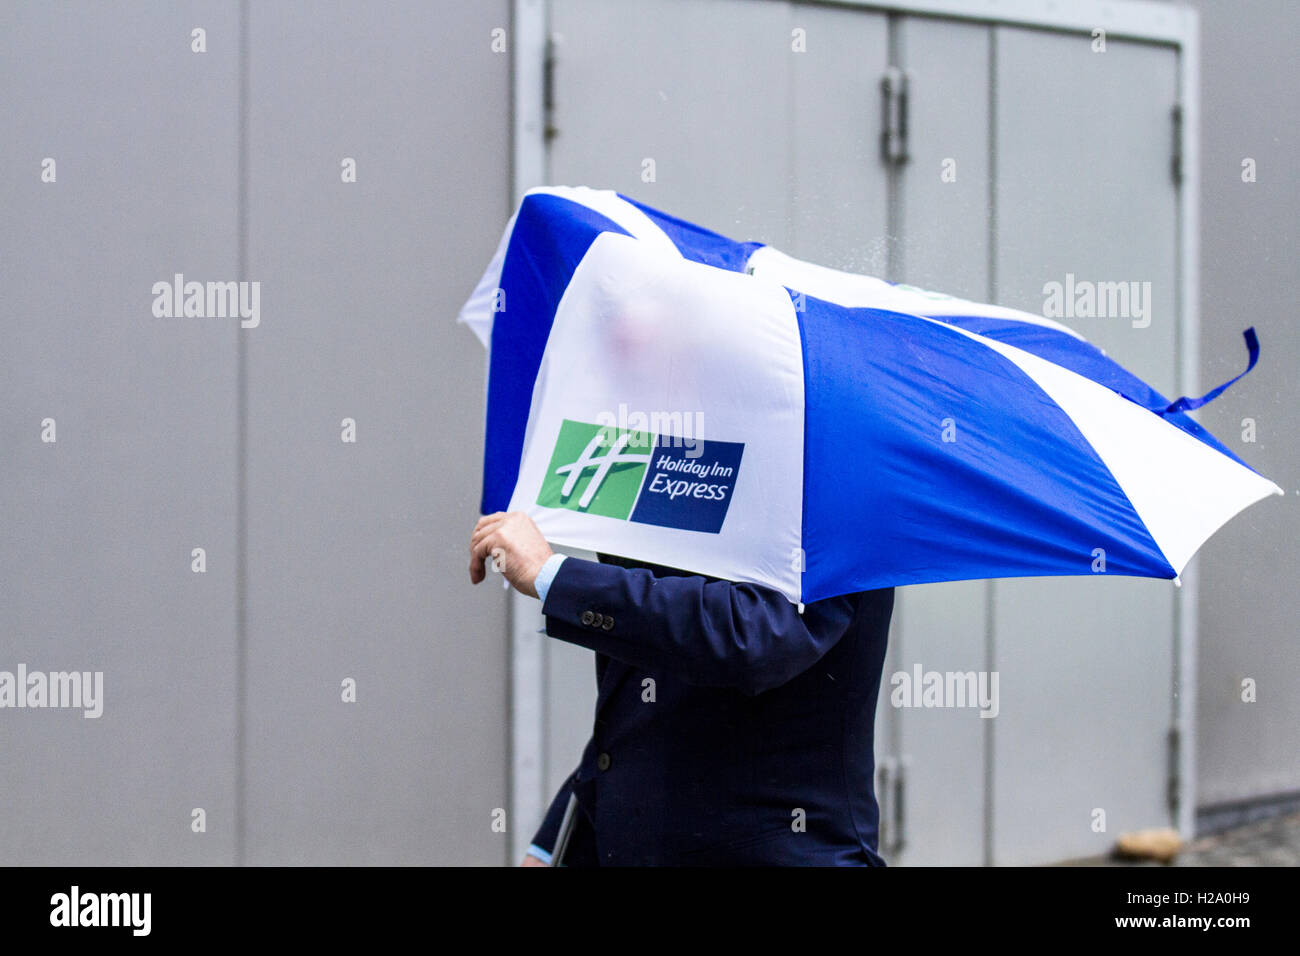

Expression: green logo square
xmin=537 ymin=419 xmax=655 ymax=519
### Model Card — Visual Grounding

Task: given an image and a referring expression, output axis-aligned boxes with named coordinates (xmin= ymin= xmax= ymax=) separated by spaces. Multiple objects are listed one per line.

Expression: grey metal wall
xmin=1178 ymin=0 xmax=1300 ymax=813
xmin=1 ymin=0 xmax=512 ymax=865
xmin=1 ymin=0 xmax=241 ymax=867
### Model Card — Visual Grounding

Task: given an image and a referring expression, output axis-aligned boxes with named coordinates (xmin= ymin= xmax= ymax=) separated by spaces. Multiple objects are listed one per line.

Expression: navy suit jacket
xmin=530 ymin=553 xmax=894 ymax=866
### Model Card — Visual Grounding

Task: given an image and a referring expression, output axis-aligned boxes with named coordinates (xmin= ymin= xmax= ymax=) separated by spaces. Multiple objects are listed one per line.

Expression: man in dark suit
xmin=469 ymin=511 xmax=894 ymax=866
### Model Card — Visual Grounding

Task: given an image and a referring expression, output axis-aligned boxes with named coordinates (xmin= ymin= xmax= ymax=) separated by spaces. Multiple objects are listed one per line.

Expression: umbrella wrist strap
xmin=1155 ymin=326 xmax=1259 ymax=416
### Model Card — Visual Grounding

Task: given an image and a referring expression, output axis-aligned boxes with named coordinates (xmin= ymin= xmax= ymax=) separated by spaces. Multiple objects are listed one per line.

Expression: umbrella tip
xmin=1173 ymin=575 xmax=1183 ymax=588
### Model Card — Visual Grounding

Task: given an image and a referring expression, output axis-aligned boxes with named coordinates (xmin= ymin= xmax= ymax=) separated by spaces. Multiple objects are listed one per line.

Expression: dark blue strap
xmin=1157 ymin=327 xmax=1259 ymax=415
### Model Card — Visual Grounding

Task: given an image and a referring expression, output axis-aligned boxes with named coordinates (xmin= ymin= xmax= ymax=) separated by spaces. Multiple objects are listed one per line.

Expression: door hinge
xmin=1166 ymin=724 xmax=1181 ymax=816
xmin=881 ymin=67 xmax=910 ymax=166
xmin=877 ymin=754 xmax=908 ymax=855
xmin=1170 ymin=103 xmax=1183 ymax=185
xmin=543 ymin=33 xmax=561 ymax=142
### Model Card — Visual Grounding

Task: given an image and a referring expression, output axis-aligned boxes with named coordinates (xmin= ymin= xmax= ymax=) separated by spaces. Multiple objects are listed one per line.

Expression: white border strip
xmin=509 ymin=0 xmax=550 ymax=868
xmin=1173 ymin=5 xmax=1201 ymax=842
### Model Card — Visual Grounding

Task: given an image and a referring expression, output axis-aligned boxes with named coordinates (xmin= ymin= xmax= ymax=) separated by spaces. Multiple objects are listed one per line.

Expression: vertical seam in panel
xmin=883 ymin=11 xmax=903 ymax=855
xmin=886 ymin=13 xmax=902 ymax=283
xmin=1173 ymin=10 xmax=1199 ymax=840
xmin=509 ymin=0 xmax=550 ymax=868
xmin=234 ymin=0 xmax=250 ymax=868
xmin=507 ymin=0 xmax=522 ymax=870
xmin=982 ymin=23 xmax=997 ymax=870
xmin=785 ymin=0 xmax=796 ymax=252
xmin=1169 ymin=46 xmax=1184 ymax=825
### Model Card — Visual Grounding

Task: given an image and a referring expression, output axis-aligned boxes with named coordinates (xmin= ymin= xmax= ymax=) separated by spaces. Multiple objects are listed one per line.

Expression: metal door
xmin=887 ymin=14 xmax=995 ymax=867
xmin=536 ymin=0 xmax=890 ymax=857
xmin=989 ymin=25 xmax=1180 ymax=864
xmin=528 ymin=0 xmax=1187 ymax=868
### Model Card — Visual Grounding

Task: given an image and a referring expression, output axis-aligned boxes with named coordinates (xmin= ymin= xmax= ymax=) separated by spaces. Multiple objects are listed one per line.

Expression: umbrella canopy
xmin=459 ymin=186 xmax=1281 ymax=604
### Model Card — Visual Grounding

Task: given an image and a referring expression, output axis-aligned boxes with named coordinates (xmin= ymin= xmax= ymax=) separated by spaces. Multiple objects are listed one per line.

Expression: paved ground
xmin=1097 ymin=811 xmax=1300 ymax=866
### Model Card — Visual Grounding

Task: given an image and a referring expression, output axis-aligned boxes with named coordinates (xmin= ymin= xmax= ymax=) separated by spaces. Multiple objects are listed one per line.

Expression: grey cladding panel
xmin=0 ymin=0 xmax=241 ymax=865
xmin=241 ymin=0 xmax=511 ymax=865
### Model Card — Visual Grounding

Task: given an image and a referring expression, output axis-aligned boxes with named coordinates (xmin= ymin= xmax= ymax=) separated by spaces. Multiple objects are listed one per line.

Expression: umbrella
xmin=458 ymin=186 xmax=1281 ymax=605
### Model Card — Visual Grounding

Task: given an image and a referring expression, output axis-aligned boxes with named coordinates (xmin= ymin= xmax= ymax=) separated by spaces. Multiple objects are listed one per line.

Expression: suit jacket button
xmin=597 ymin=752 xmax=612 ymax=771
xmin=581 ymin=610 xmax=594 ymax=626
xmin=602 ymin=615 xmax=614 ymax=630
xmin=591 ymin=612 xmax=604 ymax=628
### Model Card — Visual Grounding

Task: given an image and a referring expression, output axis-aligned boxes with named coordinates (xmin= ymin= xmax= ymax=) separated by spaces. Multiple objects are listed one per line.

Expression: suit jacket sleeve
xmin=540 ymin=557 xmax=857 ymax=696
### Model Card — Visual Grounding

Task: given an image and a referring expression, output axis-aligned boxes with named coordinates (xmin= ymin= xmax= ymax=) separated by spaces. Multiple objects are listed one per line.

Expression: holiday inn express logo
xmin=540 ymin=419 xmax=654 ymax=519
xmin=538 ymin=419 xmax=744 ymax=534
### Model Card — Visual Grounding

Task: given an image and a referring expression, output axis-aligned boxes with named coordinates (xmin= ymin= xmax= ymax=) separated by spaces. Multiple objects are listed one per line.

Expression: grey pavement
xmin=1087 ymin=812 xmax=1300 ymax=867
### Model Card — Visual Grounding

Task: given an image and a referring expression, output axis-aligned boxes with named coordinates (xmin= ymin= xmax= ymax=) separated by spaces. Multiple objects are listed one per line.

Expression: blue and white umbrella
xmin=459 ymin=186 xmax=1281 ymax=604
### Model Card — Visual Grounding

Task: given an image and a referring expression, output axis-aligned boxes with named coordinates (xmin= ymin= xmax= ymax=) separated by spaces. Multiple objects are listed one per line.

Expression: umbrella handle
xmin=551 ymin=794 xmax=579 ymax=867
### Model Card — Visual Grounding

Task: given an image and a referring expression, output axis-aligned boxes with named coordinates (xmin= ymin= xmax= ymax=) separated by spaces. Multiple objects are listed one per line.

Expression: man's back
xmin=531 ymin=553 xmax=895 ymax=866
